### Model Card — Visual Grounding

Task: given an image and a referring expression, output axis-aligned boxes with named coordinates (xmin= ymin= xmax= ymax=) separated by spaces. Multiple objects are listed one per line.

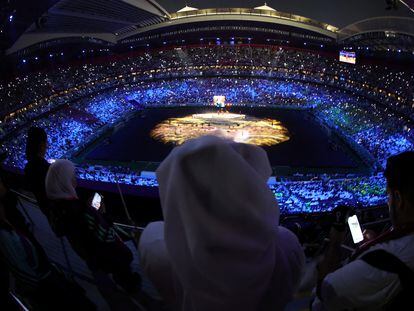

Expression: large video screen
xmin=339 ymin=51 xmax=356 ymax=64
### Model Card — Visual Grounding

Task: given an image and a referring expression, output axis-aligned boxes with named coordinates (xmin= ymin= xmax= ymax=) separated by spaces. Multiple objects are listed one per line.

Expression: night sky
xmin=157 ymin=0 xmax=413 ymax=28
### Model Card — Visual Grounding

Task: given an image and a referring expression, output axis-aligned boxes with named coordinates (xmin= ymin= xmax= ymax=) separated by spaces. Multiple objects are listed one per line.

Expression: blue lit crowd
xmin=1 ymin=46 xmax=413 ymax=214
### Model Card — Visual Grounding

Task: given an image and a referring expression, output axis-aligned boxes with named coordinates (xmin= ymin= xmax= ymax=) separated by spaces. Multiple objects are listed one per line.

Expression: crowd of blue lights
xmin=1 ymin=76 xmax=413 ymax=214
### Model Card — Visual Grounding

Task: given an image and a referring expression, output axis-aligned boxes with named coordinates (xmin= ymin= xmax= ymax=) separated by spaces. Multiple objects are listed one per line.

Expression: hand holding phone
xmin=91 ymin=193 xmax=102 ymax=210
xmin=348 ymin=214 xmax=364 ymax=244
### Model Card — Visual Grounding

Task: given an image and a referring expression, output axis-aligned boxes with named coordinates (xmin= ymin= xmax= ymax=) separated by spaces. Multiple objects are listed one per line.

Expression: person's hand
xmin=362 ymin=229 xmax=377 ymax=242
xmin=98 ymin=200 xmax=106 ymax=213
xmin=88 ymin=194 xmax=105 ymax=213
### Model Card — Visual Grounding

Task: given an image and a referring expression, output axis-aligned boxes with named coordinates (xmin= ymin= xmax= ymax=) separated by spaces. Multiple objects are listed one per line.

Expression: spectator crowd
xmin=0 ymin=45 xmax=413 ymax=214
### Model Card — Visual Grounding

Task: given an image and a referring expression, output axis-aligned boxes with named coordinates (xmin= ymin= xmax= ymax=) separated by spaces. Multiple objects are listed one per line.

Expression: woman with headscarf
xmin=139 ymin=135 xmax=305 ymax=311
xmin=45 ymin=159 xmax=140 ymax=292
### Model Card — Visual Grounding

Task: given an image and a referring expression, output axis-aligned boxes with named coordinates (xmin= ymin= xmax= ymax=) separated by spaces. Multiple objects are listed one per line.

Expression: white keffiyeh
xmin=140 ymin=135 xmax=304 ymax=310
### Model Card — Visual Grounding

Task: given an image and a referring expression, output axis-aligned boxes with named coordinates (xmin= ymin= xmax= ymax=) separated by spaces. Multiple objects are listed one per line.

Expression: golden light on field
xmin=150 ymin=112 xmax=290 ymax=146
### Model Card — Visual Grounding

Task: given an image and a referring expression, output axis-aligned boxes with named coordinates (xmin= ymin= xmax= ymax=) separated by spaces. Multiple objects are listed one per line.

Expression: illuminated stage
xmin=84 ymin=107 xmax=362 ymax=170
xmin=150 ymin=112 xmax=290 ymax=146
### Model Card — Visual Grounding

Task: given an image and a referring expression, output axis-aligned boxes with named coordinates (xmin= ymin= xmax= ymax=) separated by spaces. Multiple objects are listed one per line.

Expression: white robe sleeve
xmin=316 ymin=259 xmax=401 ymax=310
xmin=139 ymin=221 xmax=181 ymax=307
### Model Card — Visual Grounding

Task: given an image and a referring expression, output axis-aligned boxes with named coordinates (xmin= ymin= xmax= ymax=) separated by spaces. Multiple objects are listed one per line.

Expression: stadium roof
xmin=254 ymin=3 xmax=276 ymax=11
xmin=6 ymin=0 xmax=170 ymax=54
xmin=3 ymin=0 xmax=414 ymax=55
xmin=177 ymin=5 xmax=199 ymax=13
xmin=401 ymin=0 xmax=414 ymax=13
xmin=159 ymin=0 xmax=414 ymax=28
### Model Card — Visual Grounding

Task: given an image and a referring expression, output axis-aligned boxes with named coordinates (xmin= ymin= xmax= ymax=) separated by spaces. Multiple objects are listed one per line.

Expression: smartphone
xmin=91 ymin=193 xmax=102 ymax=210
xmin=348 ymin=214 xmax=364 ymax=244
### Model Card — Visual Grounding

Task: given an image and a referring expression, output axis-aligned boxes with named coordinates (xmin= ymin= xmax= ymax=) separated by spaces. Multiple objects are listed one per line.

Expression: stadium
xmin=0 ymin=0 xmax=414 ymax=310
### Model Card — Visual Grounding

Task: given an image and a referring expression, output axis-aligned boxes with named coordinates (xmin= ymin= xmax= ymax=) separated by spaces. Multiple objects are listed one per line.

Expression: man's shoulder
xmin=325 ymin=233 xmax=414 ymax=285
xmin=318 ymin=236 xmax=414 ymax=309
xmin=360 ymin=233 xmax=414 ymax=270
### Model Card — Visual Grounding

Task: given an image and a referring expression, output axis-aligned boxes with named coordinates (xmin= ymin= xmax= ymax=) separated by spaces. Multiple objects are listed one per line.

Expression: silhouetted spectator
xmin=139 ymin=136 xmax=305 ymax=311
xmin=24 ymin=127 xmax=50 ymax=215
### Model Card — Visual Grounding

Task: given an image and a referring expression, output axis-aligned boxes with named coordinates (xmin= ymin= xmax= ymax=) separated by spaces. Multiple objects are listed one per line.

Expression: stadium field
xmin=82 ymin=106 xmax=367 ymax=174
